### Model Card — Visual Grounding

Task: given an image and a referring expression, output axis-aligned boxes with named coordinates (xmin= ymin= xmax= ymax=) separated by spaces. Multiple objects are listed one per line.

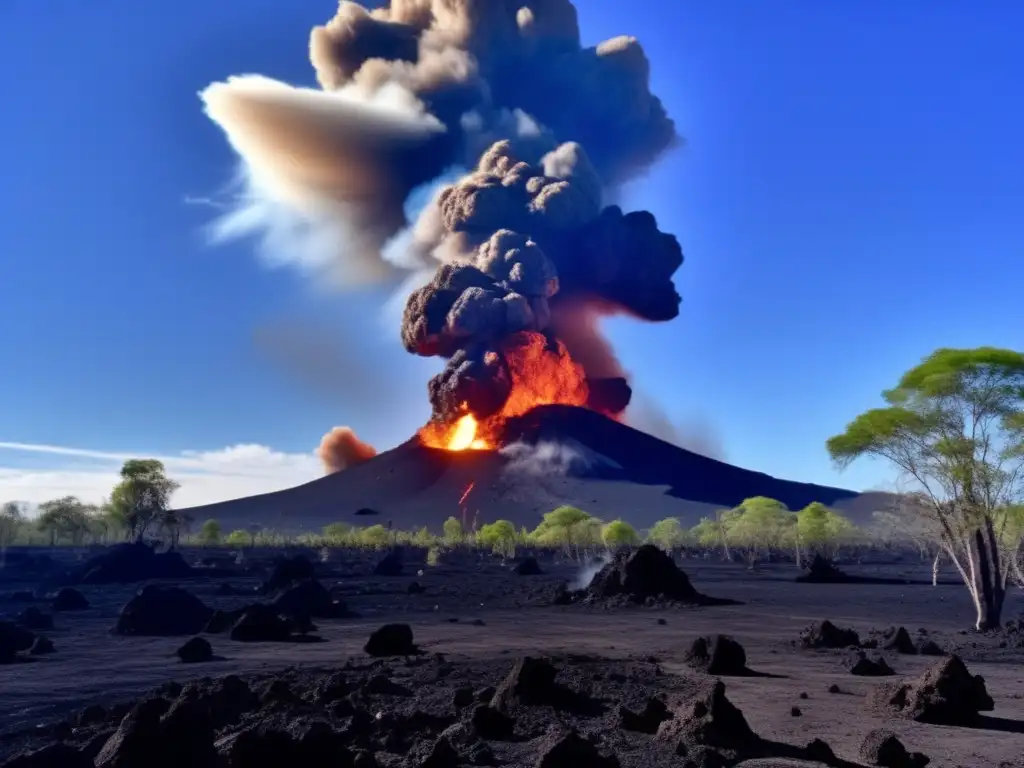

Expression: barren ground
xmin=2 ymin=551 xmax=1024 ymax=767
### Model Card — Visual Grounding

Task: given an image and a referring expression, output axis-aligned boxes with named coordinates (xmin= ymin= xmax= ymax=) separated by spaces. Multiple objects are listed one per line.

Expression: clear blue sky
xmin=1 ymin=0 xmax=1021 ymax=502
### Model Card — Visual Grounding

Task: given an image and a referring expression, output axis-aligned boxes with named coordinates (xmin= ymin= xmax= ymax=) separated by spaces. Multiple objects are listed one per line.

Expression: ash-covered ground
xmin=2 ymin=545 xmax=1024 ymax=768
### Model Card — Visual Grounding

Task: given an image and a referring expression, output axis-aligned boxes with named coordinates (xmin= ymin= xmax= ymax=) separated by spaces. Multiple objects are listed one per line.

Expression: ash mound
xmin=177 ymin=405 xmax=861 ymax=534
xmin=67 ymin=543 xmax=194 ymax=585
xmin=556 ymin=545 xmax=737 ymax=607
xmin=868 ymin=655 xmax=994 ymax=725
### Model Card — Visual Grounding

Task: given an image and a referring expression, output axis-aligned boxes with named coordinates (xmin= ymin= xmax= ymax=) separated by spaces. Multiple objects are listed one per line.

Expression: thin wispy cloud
xmin=0 ymin=441 xmax=321 ymax=509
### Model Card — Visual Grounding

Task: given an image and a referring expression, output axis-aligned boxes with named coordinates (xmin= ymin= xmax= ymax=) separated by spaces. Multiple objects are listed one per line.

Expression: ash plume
xmin=317 ymin=426 xmax=378 ymax=473
xmin=201 ymin=0 xmax=684 ymax=431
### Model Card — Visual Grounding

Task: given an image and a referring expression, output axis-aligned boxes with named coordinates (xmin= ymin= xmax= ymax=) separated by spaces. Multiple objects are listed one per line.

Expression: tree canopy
xmin=827 ymin=346 xmax=1024 ymax=629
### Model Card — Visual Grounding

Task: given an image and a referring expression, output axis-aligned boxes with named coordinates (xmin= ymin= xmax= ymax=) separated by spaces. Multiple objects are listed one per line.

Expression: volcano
xmin=178 ymin=405 xmax=874 ymax=534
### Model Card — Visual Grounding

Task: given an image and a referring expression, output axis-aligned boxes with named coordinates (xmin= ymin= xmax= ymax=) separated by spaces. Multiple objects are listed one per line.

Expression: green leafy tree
xmin=110 ymin=459 xmax=180 ymax=542
xmin=723 ymin=497 xmax=792 ymax=568
xmin=0 ymin=501 xmax=23 ymax=565
xmin=225 ymin=529 xmax=250 ymax=547
xmin=442 ymin=516 xmax=464 ymax=546
xmin=647 ymin=517 xmax=686 ymax=551
xmin=530 ymin=506 xmax=601 ymax=557
xmin=359 ymin=524 xmax=391 ymax=549
xmin=412 ymin=526 xmax=434 ymax=547
xmin=827 ymin=346 xmax=1024 ymax=630
xmin=690 ymin=515 xmax=728 ymax=556
xmin=199 ymin=519 xmax=222 ymax=546
xmin=477 ymin=519 xmax=517 ymax=558
xmin=323 ymin=522 xmax=351 ymax=545
xmin=36 ymin=497 xmax=92 ymax=545
xmin=602 ymin=519 xmax=639 ymax=549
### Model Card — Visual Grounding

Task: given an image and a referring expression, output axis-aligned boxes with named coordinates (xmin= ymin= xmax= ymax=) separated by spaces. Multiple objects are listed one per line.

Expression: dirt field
xmin=2 ymin=550 xmax=1023 ymax=767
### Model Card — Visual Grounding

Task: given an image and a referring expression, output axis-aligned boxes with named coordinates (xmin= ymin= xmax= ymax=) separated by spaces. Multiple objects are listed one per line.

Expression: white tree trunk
xmin=932 ymin=550 xmax=940 ymax=587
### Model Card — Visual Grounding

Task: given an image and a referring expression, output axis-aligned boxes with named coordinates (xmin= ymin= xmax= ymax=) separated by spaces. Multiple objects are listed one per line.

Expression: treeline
xmin=171 ymin=497 xmax=861 ymax=565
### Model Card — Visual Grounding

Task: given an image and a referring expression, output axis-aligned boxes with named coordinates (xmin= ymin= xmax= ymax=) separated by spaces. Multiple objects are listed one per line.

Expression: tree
xmin=323 ymin=522 xmax=351 ymax=545
xmin=690 ymin=511 xmax=732 ymax=560
xmin=796 ymin=503 xmax=856 ymax=559
xmin=359 ymin=524 xmax=391 ymax=549
xmin=477 ymin=519 xmax=517 ymax=558
xmin=110 ymin=459 xmax=180 ymax=542
xmin=602 ymin=519 xmax=639 ymax=549
xmin=647 ymin=517 xmax=686 ymax=551
xmin=199 ymin=519 xmax=222 ymax=546
xmin=722 ymin=497 xmax=792 ymax=568
xmin=442 ymin=516 xmax=464 ymax=546
xmin=0 ymin=502 xmax=23 ymax=566
xmin=36 ymin=497 xmax=92 ymax=545
xmin=530 ymin=506 xmax=601 ymax=557
xmin=225 ymin=529 xmax=249 ymax=547
xmin=827 ymin=347 xmax=1024 ymax=630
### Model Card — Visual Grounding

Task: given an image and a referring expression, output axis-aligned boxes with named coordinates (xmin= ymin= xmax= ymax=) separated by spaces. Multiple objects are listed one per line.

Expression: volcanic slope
xmin=179 ymin=405 xmax=873 ymax=533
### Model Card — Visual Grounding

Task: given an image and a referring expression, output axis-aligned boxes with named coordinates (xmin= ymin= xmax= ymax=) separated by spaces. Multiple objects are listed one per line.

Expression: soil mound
xmin=514 ymin=557 xmax=543 ymax=576
xmin=176 ymin=637 xmax=213 ymax=664
xmin=72 ymin=543 xmax=194 ymax=585
xmin=869 ymin=655 xmax=994 ymax=725
xmin=858 ymin=729 xmax=930 ymax=768
xmin=271 ymin=579 xmax=351 ymax=620
xmin=800 ymin=620 xmax=861 ymax=649
xmin=881 ymin=627 xmax=916 ymax=655
xmin=685 ymin=635 xmax=754 ymax=676
xmin=229 ymin=605 xmax=293 ymax=643
xmin=364 ymin=623 xmax=418 ymax=657
xmin=796 ymin=555 xmax=850 ymax=583
xmin=51 ymin=588 xmax=89 ymax=611
xmin=113 ymin=586 xmax=213 ymax=636
xmin=849 ymin=652 xmax=895 ymax=677
xmin=373 ymin=548 xmax=404 ymax=577
xmin=263 ymin=555 xmax=315 ymax=593
xmin=562 ymin=545 xmax=732 ymax=607
xmin=0 ymin=621 xmax=35 ymax=664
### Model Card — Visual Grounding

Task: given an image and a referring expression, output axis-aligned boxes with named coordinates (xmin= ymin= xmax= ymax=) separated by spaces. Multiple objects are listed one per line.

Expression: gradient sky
xmin=0 ymin=1 xmax=1021 ymax=507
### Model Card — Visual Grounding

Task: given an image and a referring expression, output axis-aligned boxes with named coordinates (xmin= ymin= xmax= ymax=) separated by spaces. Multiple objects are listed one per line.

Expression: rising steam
xmin=201 ymin=1 xmax=685 ymax=468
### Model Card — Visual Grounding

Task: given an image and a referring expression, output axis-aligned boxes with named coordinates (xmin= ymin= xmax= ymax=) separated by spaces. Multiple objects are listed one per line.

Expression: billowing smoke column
xmin=201 ymin=0 xmax=684 ymax=456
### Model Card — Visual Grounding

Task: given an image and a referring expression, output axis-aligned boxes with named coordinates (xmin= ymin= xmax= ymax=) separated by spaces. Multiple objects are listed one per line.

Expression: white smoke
xmin=570 ymin=553 xmax=611 ymax=590
xmin=499 ymin=438 xmax=621 ymax=478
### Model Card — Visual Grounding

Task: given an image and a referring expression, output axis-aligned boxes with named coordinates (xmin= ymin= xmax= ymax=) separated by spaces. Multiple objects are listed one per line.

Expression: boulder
xmin=272 ymin=579 xmax=348 ymax=619
xmin=51 ymin=588 xmax=89 ymax=611
xmin=229 ymin=604 xmax=292 ymax=643
xmin=850 ymin=653 xmax=895 ymax=677
xmin=586 ymin=545 xmax=704 ymax=603
xmin=514 ymin=557 xmax=543 ymax=576
xmin=535 ymin=730 xmax=620 ymax=768
xmin=17 ymin=607 xmax=54 ymax=631
xmin=113 ymin=586 xmax=212 ymax=636
xmin=264 ymin=555 xmax=315 ymax=593
xmin=364 ymin=623 xmax=417 ymax=656
xmin=800 ymin=620 xmax=860 ymax=649
xmin=373 ymin=549 xmax=403 ymax=577
xmin=29 ymin=636 xmax=55 ymax=655
xmin=859 ymin=729 xmax=930 ymax=768
xmin=75 ymin=542 xmax=194 ymax=585
xmin=177 ymin=637 xmax=213 ymax=663
xmin=882 ymin=627 xmax=917 ymax=655
xmin=0 ymin=620 xmax=35 ymax=664
xmin=0 ymin=743 xmax=92 ymax=768
xmin=685 ymin=635 xmax=751 ymax=676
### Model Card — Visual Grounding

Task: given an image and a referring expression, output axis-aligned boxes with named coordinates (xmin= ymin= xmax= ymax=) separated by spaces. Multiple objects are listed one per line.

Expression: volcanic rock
xmin=795 ymin=554 xmax=850 ymax=583
xmin=272 ymin=578 xmax=349 ymax=619
xmin=177 ymin=636 xmax=213 ymax=663
xmin=364 ymin=623 xmax=417 ymax=656
xmin=858 ymin=730 xmax=930 ymax=768
xmin=489 ymin=657 xmax=603 ymax=716
xmin=0 ymin=743 xmax=92 ymax=768
xmin=418 ymin=735 xmax=460 ymax=768
xmin=373 ymin=548 xmax=404 ymax=577
xmin=471 ymin=704 xmax=516 ymax=740
xmin=229 ymin=604 xmax=292 ymax=643
xmin=74 ymin=542 xmax=194 ymax=585
xmin=619 ymin=697 xmax=671 ymax=733
xmin=16 ymin=607 xmax=53 ymax=631
xmin=94 ymin=697 xmax=171 ymax=768
xmin=51 ymin=587 xmax=89 ymax=611
xmin=869 ymin=655 xmax=994 ymax=725
xmin=916 ymin=639 xmax=945 ymax=656
xmin=514 ymin=557 xmax=543 ymax=576
xmin=882 ymin=627 xmax=917 ymax=654
xmin=535 ymin=730 xmax=620 ymax=768
xmin=0 ymin=620 xmax=35 ymax=663
xmin=685 ymin=635 xmax=751 ymax=676
xmin=800 ymin=620 xmax=861 ymax=649
xmin=581 ymin=545 xmax=714 ymax=604
xmin=113 ymin=585 xmax=212 ymax=636
xmin=657 ymin=680 xmax=759 ymax=755
xmin=408 ymin=581 xmax=426 ymax=595
xmin=264 ymin=554 xmax=315 ymax=593
xmin=849 ymin=652 xmax=895 ymax=677
xmin=29 ymin=635 xmax=55 ymax=655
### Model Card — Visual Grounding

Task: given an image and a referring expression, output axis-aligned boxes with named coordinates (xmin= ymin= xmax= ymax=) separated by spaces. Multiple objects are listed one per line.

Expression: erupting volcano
xmin=200 ymin=0 xmax=683 ymax=466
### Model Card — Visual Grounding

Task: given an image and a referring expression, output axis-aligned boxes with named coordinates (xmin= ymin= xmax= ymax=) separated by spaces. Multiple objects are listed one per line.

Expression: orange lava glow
xmin=418 ymin=331 xmax=590 ymax=452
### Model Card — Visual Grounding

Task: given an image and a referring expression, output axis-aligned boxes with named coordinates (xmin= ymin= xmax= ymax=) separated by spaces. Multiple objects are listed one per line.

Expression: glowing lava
xmin=418 ymin=332 xmax=591 ymax=452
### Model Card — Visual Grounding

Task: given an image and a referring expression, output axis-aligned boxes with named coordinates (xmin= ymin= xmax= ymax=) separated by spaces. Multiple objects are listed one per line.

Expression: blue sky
xmin=0 ymin=1 xmax=1021 ymax=507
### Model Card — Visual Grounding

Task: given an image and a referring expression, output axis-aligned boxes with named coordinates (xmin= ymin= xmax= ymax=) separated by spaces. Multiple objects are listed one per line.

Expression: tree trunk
xmin=971 ymin=527 xmax=1005 ymax=631
xmin=932 ymin=550 xmax=940 ymax=587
